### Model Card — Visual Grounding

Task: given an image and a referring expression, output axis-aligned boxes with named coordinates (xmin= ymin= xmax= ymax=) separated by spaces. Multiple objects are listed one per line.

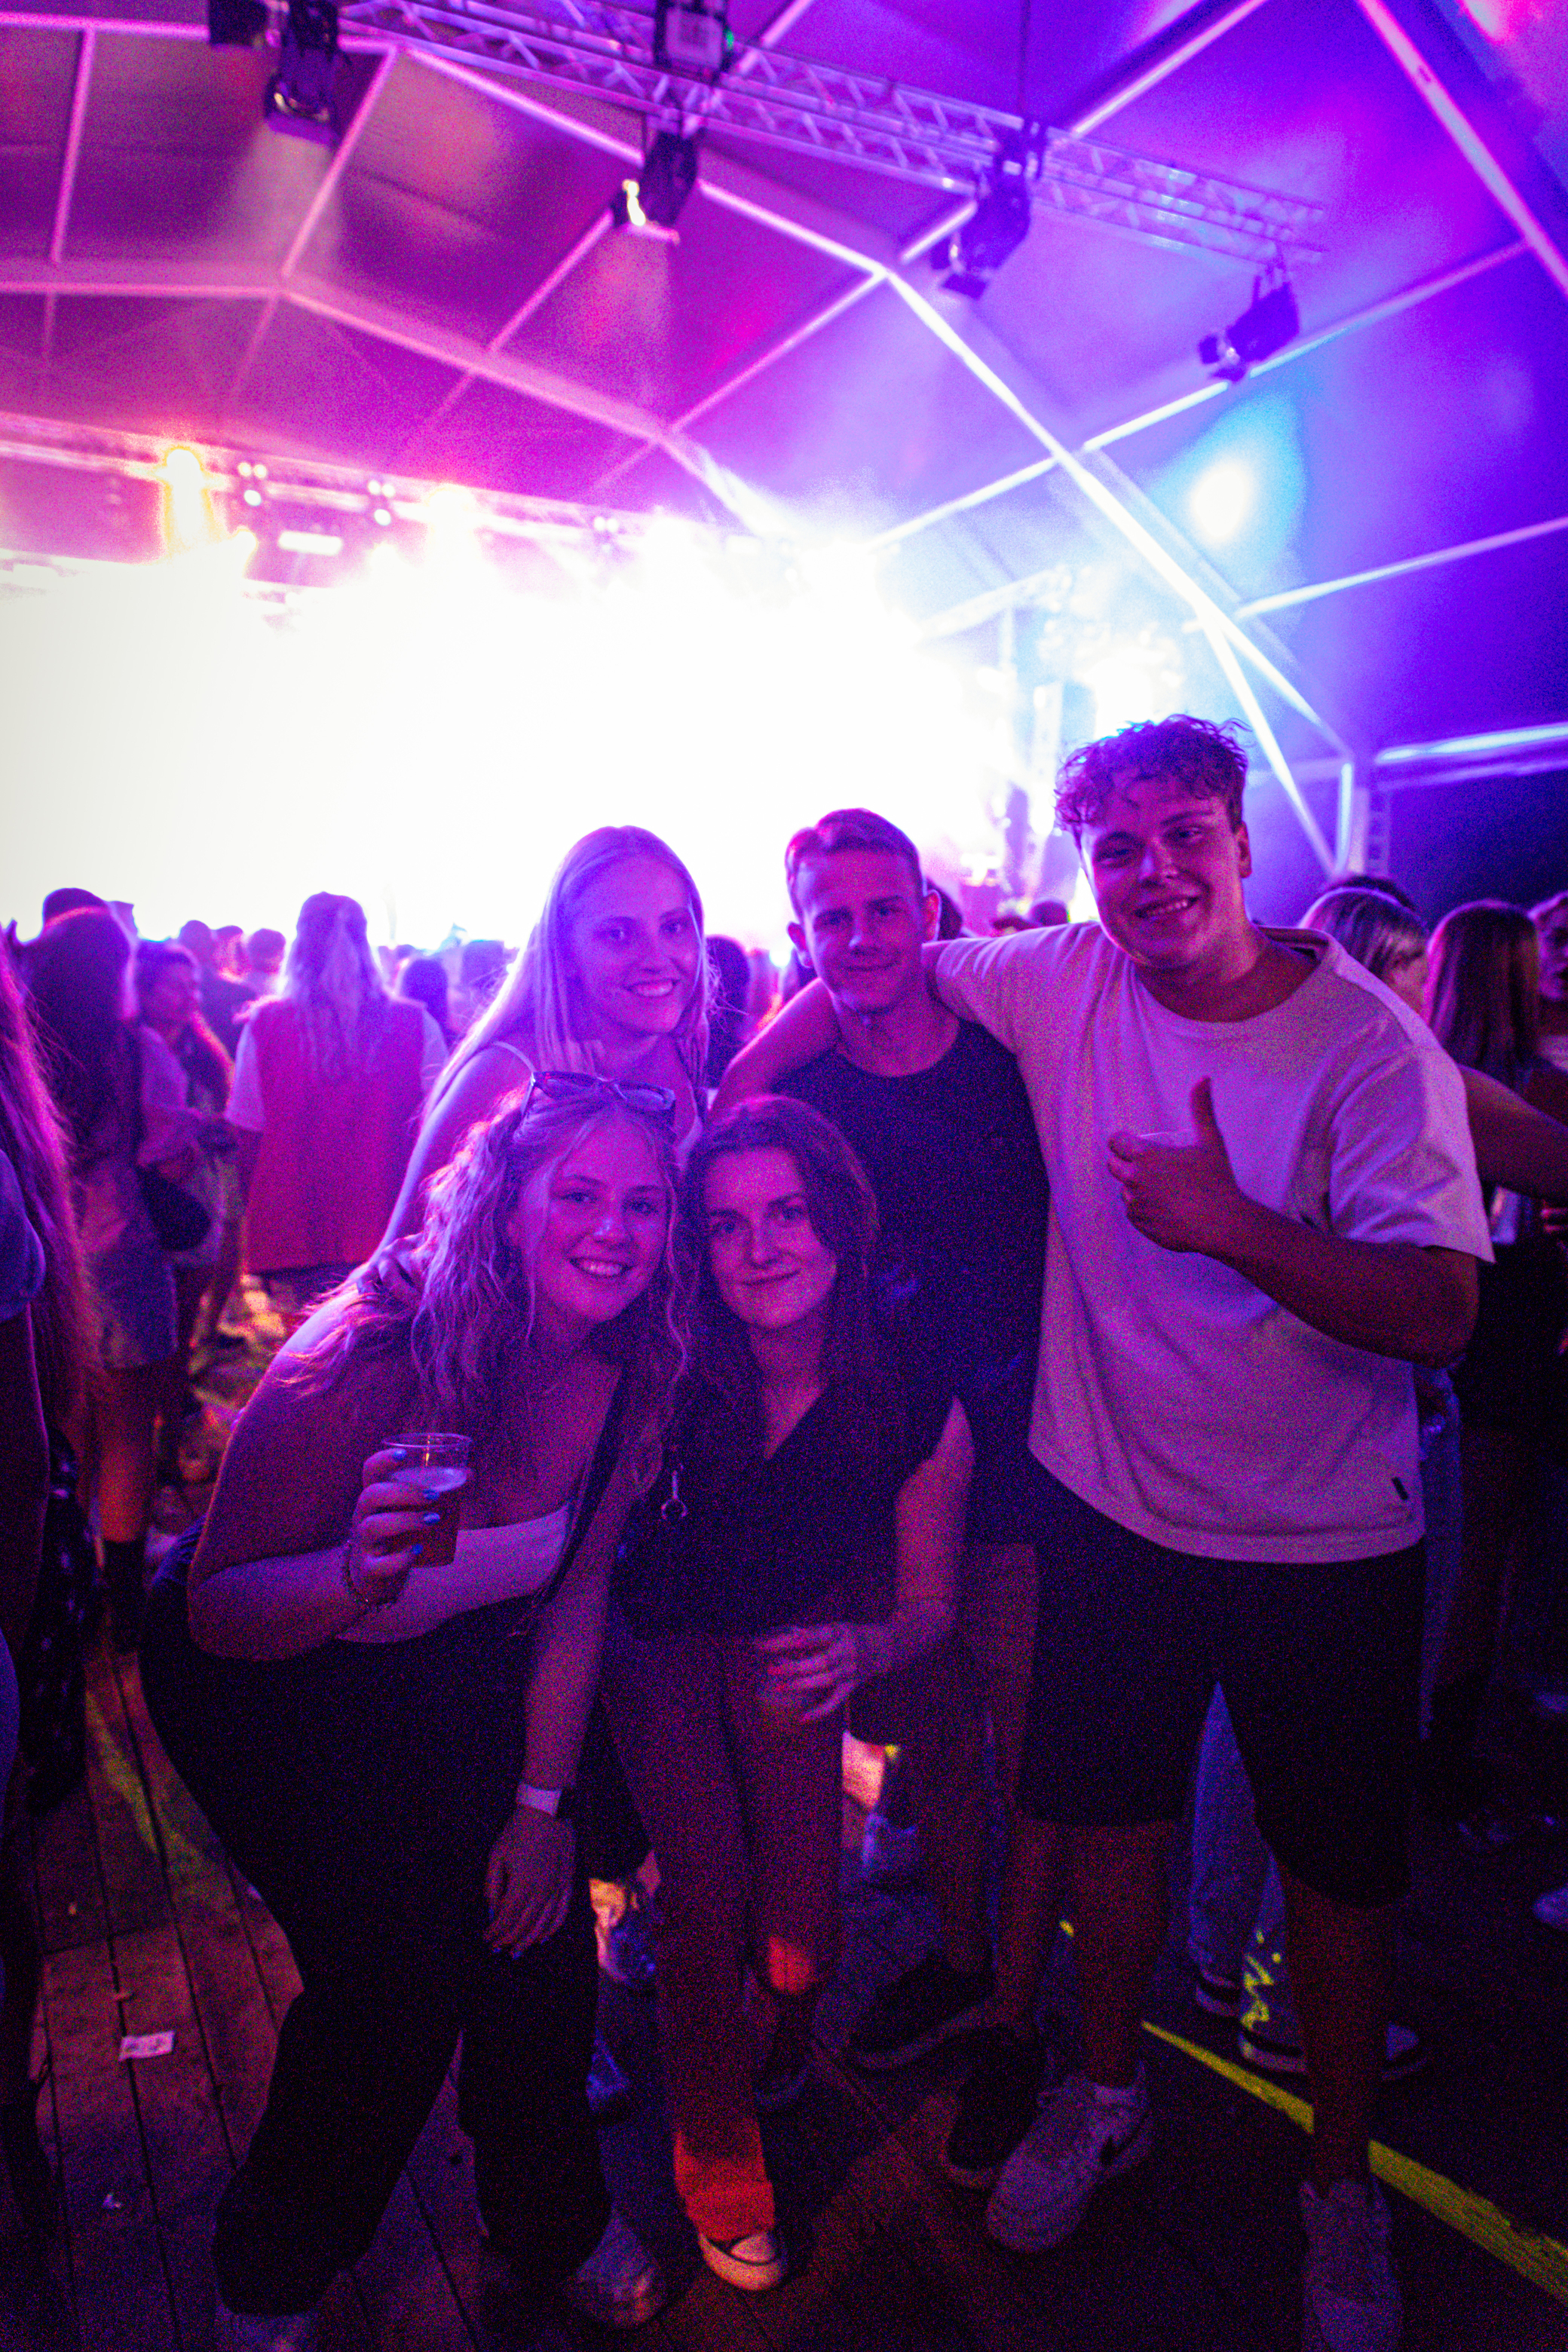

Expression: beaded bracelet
xmin=340 ymin=1536 xmax=373 ymax=1619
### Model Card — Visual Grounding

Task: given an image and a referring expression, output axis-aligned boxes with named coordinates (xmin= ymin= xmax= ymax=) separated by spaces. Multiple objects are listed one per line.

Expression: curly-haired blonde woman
xmin=141 ymin=1081 xmax=683 ymax=2347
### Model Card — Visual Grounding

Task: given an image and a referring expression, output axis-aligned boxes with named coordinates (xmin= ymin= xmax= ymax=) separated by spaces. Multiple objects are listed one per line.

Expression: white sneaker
xmin=561 ymin=2210 xmax=667 ymax=2329
xmin=985 ymin=2066 xmax=1153 ymax=2252
xmin=1300 ymin=2178 xmax=1402 ymax=2352
xmin=697 ymin=2227 xmax=787 ymax=2292
xmin=213 ymin=2304 xmax=319 ymax=2352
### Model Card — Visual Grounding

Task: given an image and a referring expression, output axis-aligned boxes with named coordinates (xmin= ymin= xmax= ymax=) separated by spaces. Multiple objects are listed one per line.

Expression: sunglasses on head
xmin=521 ymin=1069 xmax=678 ymax=1126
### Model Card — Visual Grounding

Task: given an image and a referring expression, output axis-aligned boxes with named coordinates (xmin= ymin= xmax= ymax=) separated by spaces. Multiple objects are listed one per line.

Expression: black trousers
xmin=140 ymin=1558 xmax=610 ymax=2317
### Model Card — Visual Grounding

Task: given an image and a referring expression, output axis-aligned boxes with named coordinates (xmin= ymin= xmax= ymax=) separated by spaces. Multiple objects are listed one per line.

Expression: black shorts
xmin=1020 ymin=1472 xmax=1423 ymax=1909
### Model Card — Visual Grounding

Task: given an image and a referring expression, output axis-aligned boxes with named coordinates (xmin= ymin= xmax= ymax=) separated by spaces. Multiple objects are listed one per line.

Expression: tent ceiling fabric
xmin=0 ymin=0 xmax=1564 ymax=759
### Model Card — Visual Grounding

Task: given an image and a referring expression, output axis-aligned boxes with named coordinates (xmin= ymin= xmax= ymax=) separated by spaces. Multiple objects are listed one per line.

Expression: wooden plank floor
xmin=4 ymin=1625 xmax=1566 ymax=2351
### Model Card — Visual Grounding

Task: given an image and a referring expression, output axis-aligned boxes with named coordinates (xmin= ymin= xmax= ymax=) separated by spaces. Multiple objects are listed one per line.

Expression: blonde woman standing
xmin=228 ymin=895 xmax=444 ymax=1325
xmin=380 ymin=827 xmax=711 ymax=1247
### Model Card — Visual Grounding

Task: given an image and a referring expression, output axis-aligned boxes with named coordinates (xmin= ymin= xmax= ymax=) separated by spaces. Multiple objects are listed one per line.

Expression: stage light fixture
xmin=1199 ymin=268 xmax=1298 ymax=384
xmin=935 ymin=126 xmax=1040 ymax=299
xmin=653 ymin=0 xmax=730 ymax=77
xmin=610 ymin=130 xmax=700 ymax=231
xmin=265 ymin=0 xmax=341 ymax=143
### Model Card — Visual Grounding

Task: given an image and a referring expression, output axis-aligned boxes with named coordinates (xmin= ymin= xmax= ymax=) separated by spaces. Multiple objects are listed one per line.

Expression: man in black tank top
xmin=762 ymin=810 xmax=1056 ymax=2169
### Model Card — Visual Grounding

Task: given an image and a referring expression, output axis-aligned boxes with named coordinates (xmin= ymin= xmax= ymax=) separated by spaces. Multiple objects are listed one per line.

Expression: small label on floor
xmin=119 ymin=2032 xmax=175 ymax=2061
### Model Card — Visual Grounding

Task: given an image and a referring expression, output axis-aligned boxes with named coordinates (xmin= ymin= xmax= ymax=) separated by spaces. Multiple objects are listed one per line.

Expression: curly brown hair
xmin=1055 ymin=716 xmax=1248 ymax=840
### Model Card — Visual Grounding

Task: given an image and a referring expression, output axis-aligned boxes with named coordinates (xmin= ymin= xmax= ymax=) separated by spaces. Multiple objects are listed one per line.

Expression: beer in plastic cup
xmin=387 ymin=1432 xmax=471 ymax=1568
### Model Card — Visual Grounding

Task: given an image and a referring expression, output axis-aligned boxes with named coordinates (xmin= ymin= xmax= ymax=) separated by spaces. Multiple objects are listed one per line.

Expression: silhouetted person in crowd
xmin=239 ymin=929 xmax=286 ymax=1001
xmin=41 ymin=890 xmax=105 ymax=926
xmin=227 ymin=894 xmax=444 ymax=1327
xmin=397 ymin=954 xmax=458 ymax=1054
xmin=29 ymin=910 xmax=202 ymax=1647
xmin=180 ymin=921 xmax=252 ymax=1059
xmin=703 ymin=936 xmax=754 ymax=1089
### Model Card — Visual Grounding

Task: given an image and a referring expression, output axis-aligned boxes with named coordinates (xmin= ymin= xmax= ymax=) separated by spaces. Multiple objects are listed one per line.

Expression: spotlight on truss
xmin=609 ymin=130 xmax=700 ymax=232
xmin=935 ymin=124 xmax=1040 ymax=298
xmin=654 ymin=0 xmax=731 ymax=77
xmin=1199 ymin=268 xmax=1299 ymax=384
xmin=265 ymin=0 xmax=341 ymax=142
xmin=207 ymin=0 xmax=266 ymax=45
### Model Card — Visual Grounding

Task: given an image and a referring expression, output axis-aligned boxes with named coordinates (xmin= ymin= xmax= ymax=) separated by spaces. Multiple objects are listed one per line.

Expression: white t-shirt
xmin=228 ymin=1007 xmax=448 ymax=1132
xmin=932 ymin=923 xmax=1492 ymax=1563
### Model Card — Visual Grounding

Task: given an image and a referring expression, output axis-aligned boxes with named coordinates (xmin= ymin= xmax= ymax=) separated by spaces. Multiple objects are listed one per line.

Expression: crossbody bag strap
xmin=524 ymin=1372 xmax=632 ymax=1620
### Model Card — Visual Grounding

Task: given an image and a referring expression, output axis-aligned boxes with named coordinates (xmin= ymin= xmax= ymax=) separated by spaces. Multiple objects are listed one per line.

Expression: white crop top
xmin=340 ymin=1502 xmax=572 ymax=1645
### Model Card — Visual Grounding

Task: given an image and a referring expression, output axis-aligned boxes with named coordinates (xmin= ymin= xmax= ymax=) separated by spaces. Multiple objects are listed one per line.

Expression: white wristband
xmin=516 ymin=1782 xmax=562 ymax=1817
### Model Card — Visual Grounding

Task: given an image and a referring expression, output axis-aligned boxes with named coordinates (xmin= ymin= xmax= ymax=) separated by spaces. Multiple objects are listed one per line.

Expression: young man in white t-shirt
xmin=920 ymin=718 xmax=1488 ymax=2352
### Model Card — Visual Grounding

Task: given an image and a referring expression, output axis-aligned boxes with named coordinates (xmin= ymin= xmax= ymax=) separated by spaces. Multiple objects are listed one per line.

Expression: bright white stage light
xmin=4 ymin=522 xmax=1002 ymax=950
xmin=1080 ymin=625 xmax=1187 ymax=740
xmin=1188 ymin=457 xmax=1255 ymax=544
xmin=161 ymin=446 xmax=204 ymax=492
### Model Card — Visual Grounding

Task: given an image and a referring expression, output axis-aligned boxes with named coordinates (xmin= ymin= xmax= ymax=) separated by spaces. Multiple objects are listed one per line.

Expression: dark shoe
xmin=1239 ymin=2022 xmax=1431 ymax=2084
xmin=1192 ymin=1963 xmax=1242 ymax=2017
xmin=2 ymin=2074 xmax=58 ymax=2237
xmin=753 ymin=2040 xmax=811 ymax=2115
xmin=587 ymin=2032 xmax=635 ymax=2124
xmin=942 ymin=2024 xmax=1048 ymax=2188
xmin=561 ymin=2211 xmax=667 ymax=2329
xmin=847 ymin=1951 xmax=994 ymax=2070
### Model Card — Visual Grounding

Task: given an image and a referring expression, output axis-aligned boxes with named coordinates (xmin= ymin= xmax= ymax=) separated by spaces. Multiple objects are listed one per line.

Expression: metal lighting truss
xmin=333 ymin=0 xmax=1325 ymax=268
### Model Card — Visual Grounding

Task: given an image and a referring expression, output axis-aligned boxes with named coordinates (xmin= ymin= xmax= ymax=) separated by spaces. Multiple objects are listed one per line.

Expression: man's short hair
xmin=42 ymin=887 xmax=105 ymax=923
xmin=245 ymin=927 xmax=286 ymax=969
xmin=1055 ymin=716 xmax=1248 ymax=840
xmin=785 ymin=808 xmax=925 ymax=914
xmin=1531 ymin=889 xmax=1568 ymax=926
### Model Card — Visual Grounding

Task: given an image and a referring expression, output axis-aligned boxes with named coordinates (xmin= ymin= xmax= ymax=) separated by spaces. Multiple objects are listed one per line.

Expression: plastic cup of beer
xmin=387 ymin=1432 xmax=471 ymax=1568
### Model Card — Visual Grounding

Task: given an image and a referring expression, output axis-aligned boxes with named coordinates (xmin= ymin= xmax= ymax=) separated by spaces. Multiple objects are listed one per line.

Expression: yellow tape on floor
xmin=1142 ymin=2021 xmax=1568 ymax=2307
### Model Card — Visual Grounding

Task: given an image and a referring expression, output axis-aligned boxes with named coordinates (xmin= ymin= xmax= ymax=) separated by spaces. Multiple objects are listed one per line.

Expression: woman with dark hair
xmin=0 ymin=942 xmax=94 ymax=2228
xmin=139 ymin=1082 xmax=683 ymax=2344
xmin=136 ymin=941 xmax=235 ymax=1475
xmin=396 ymin=952 xmax=458 ymax=1055
xmin=1420 ymin=902 xmax=1568 ymax=1821
xmin=228 ymin=894 xmax=444 ymax=1327
xmin=612 ymin=1096 xmax=972 ymax=2292
xmin=26 ymin=908 xmax=201 ymax=1646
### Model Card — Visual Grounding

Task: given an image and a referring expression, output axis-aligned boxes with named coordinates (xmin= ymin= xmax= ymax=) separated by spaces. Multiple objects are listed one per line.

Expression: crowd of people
xmin=2 ymin=718 xmax=1566 ymax=2352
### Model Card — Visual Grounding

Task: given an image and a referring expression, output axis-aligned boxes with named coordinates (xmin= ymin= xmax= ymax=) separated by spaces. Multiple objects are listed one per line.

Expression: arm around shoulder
xmin=919 ymin=930 xmax=1051 ymax=1055
xmin=712 ymin=982 xmax=840 ymax=1112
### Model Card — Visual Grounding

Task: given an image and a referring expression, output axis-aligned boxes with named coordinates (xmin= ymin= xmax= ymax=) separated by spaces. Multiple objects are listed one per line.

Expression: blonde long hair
xmin=443 ymin=828 xmax=712 ymax=1099
xmin=283 ymin=893 xmax=391 ymax=1080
